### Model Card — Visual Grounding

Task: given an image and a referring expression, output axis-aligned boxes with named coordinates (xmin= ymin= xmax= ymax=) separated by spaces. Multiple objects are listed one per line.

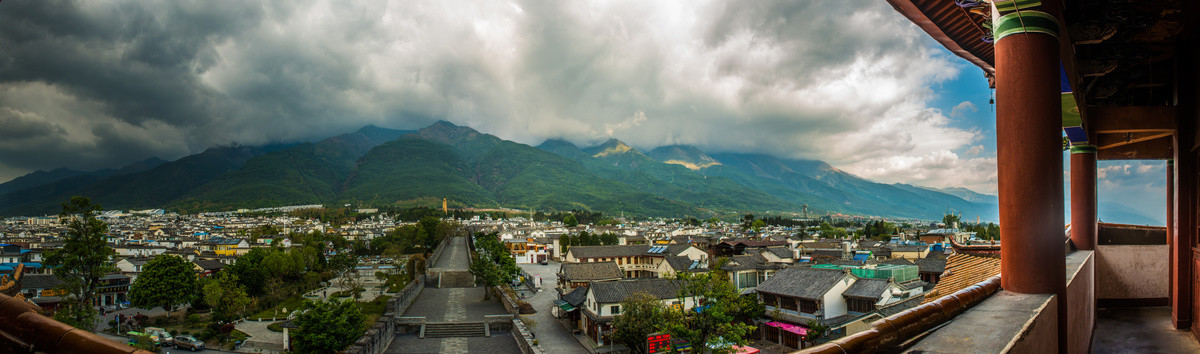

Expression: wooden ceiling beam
xmin=1097 ymin=132 xmax=1174 ymax=150
xmin=1097 ymin=137 xmax=1174 ymax=160
xmin=1088 ymin=106 xmax=1177 ymax=134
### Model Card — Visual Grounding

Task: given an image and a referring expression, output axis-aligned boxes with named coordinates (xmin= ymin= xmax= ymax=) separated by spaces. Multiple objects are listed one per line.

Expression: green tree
xmin=292 ymin=299 xmax=365 ymax=353
xmin=751 ymin=219 xmax=766 ymax=233
xmin=942 ymin=213 xmax=961 ymax=227
xmin=129 ymin=254 xmax=199 ymax=316
xmin=44 ymin=197 xmax=115 ymax=328
xmin=204 ymin=272 xmax=253 ymax=322
xmin=740 ymin=214 xmax=755 ymax=229
xmin=468 ymin=232 xmax=518 ymax=299
xmin=805 ymin=320 xmax=828 ymax=346
xmin=227 ymin=247 xmax=271 ymax=296
xmin=563 ymin=214 xmax=579 ymax=227
xmin=469 ymin=256 xmax=503 ymax=300
xmin=406 ymin=254 xmax=427 ymax=281
xmin=612 ymin=293 xmax=674 ymax=354
xmin=666 ymin=267 xmax=759 ymax=353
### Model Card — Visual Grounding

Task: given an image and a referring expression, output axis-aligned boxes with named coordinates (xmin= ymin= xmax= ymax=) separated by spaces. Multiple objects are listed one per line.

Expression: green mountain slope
xmin=348 ymin=123 xmax=697 ymax=216
xmin=343 ymin=136 xmax=496 ymax=207
xmin=705 ymin=152 xmax=998 ymax=220
xmin=174 ymin=127 xmax=413 ymax=210
xmin=538 ymin=139 xmax=798 ymax=213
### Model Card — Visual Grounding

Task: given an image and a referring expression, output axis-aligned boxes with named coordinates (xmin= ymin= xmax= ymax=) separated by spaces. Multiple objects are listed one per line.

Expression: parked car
xmin=143 ymin=327 xmax=174 ymax=347
xmin=126 ymin=331 xmax=159 ymax=351
xmin=174 ymin=335 xmax=205 ymax=351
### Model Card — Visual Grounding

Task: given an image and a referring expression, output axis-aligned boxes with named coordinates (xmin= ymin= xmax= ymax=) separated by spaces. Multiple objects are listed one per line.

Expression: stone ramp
xmin=437 ymin=271 xmax=475 ymax=288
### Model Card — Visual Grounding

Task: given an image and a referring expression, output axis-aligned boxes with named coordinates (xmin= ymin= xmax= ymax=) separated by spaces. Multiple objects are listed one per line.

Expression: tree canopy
xmin=129 ymin=254 xmax=199 ymax=315
xmin=612 ymin=293 xmax=674 ymax=353
xmin=204 ymin=272 xmax=253 ymax=322
xmin=292 ymin=299 xmax=365 ymax=353
xmin=44 ymin=197 xmax=115 ymax=328
xmin=468 ymin=232 xmax=518 ymax=299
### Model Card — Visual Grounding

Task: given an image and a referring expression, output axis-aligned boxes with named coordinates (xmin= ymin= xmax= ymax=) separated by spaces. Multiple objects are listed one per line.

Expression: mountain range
xmin=0 ymin=121 xmax=1161 ymax=224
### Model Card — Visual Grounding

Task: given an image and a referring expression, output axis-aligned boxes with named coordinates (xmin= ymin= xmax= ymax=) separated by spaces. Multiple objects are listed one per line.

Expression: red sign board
xmin=647 ymin=333 xmax=672 ymax=353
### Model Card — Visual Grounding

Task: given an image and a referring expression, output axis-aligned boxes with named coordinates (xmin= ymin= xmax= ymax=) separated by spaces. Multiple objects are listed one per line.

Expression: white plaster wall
xmin=1066 ymin=251 xmax=1095 ymax=354
xmin=823 ymin=275 xmax=854 ymax=319
xmin=1096 ymin=245 xmax=1169 ymax=299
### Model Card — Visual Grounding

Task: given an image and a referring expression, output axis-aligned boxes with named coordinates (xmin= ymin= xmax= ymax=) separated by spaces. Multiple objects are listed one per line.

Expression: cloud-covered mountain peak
xmin=648 ymin=145 xmax=722 ymax=170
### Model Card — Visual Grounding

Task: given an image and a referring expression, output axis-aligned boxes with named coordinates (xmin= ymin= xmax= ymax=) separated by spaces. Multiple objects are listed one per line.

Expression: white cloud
xmin=950 ymin=101 xmax=977 ymax=117
xmin=0 ymin=0 xmax=992 ymax=194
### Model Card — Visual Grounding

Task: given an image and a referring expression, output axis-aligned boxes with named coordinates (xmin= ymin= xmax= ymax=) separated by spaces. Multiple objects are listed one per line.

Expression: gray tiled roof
xmin=588 ymin=278 xmax=684 ymax=303
xmin=764 ymin=246 xmax=793 ymax=260
xmin=20 ymin=274 xmax=64 ymax=290
xmin=722 ymin=254 xmax=786 ymax=271
xmin=663 ymin=256 xmax=701 ymax=272
xmin=914 ymin=258 xmax=947 ymax=273
xmin=755 ymin=267 xmax=848 ymax=300
xmin=843 ymin=278 xmax=889 ymax=299
xmin=881 ymin=258 xmax=915 ymax=266
xmin=193 ymin=259 xmax=225 ymax=271
xmin=889 ymin=245 xmax=929 ymax=252
xmin=568 ymin=244 xmax=693 ymax=259
xmin=562 ymin=285 xmax=589 ymax=307
xmin=560 ymin=262 xmax=623 ymax=281
xmin=811 ymin=250 xmax=843 ymax=259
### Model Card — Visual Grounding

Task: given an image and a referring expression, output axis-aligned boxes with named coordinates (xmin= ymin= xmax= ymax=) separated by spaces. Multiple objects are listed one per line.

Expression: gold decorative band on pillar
xmin=1069 ymin=144 xmax=1097 ymax=154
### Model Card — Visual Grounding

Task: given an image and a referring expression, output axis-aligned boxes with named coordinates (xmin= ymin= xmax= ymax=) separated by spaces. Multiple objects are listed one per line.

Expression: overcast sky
xmin=0 ymin=0 xmax=1169 ymax=222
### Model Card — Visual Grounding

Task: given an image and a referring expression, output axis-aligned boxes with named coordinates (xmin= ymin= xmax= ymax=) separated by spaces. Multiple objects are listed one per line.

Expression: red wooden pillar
xmin=1174 ymin=124 xmax=1197 ymax=330
xmin=1070 ymin=145 xmax=1097 ymax=250
xmin=994 ymin=10 xmax=1067 ymax=297
xmin=993 ymin=7 xmax=1067 ymax=352
xmin=1169 ymin=159 xmax=1175 ymax=306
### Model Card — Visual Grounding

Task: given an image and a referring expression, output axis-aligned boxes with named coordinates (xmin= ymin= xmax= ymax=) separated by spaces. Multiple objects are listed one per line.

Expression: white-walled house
xmin=563 ymin=244 xmax=709 ymax=278
xmin=578 ymin=278 xmax=700 ymax=347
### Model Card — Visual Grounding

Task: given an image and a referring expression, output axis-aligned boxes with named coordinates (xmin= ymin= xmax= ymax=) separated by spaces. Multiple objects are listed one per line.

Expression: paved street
xmin=233 ymin=320 xmax=285 ymax=352
xmin=517 ymin=261 xmax=588 ymax=353
xmin=435 ymin=235 xmax=470 ymax=270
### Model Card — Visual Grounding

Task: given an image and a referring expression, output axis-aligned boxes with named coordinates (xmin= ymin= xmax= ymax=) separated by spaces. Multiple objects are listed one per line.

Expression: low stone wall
xmin=345 ymin=237 xmax=451 ymax=354
xmin=511 ymin=318 xmax=545 ymax=354
xmin=494 ymin=286 xmax=520 ymax=315
xmin=428 ymin=236 xmax=450 ymax=266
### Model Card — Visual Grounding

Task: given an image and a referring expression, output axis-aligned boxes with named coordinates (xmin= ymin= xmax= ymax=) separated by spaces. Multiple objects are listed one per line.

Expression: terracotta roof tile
xmin=921 ymin=253 xmax=1000 ymax=304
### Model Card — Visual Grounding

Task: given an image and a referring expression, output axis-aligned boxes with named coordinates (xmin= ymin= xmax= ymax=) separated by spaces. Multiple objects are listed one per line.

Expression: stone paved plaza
xmin=384 ymin=236 xmax=520 ymax=353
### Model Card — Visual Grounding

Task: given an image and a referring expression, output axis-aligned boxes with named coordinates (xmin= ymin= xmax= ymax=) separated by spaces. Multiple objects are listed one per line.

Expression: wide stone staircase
xmin=438 ymin=270 xmax=476 ymax=288
xmin=421 ymin=322 xmax=488 ymax=338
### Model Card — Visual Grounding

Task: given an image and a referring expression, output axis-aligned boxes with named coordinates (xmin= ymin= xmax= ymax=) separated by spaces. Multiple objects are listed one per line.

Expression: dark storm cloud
xmin=0 ymin=0 xmax=991 ymax=191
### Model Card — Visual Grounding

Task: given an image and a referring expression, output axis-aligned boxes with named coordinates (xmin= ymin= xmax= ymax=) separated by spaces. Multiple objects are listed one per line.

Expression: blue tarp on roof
xmin=0 ymin=266 xmax=13 ymax=272
xmin=931 ymin=244 xmax=945 ymax=251
xmin=22 ymin=263 xmax=41 ymax=269
xmin=852 ymin=254 xmax=870 ymax=261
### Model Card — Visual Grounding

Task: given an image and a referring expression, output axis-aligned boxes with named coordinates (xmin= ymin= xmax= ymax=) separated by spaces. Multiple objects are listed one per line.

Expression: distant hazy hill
xmin=0 ymin=158 xmax=167 ymax=195
xmin=0 ymin=147 xmax=276 ymax=215
xmin=1 ymin=121 xmax=1161 ymax=222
